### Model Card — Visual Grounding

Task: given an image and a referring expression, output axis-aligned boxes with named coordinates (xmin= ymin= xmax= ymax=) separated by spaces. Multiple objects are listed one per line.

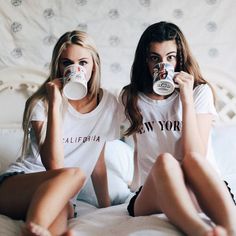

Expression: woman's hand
xmin=46 ymin=78 xmax=63 ymax=107
xmin=174 ymin=71 xmax=194 ymax=105
xmin=42 ymin=78 xmax=64 ymax=169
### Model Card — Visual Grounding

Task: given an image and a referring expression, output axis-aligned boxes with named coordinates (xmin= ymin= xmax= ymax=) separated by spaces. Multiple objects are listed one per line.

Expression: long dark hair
xmin=122 ymin=21 xmax=208 ymax=136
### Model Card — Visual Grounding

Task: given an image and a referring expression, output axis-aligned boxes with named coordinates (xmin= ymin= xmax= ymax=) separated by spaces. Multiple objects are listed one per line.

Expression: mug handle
xmin=173 ymin=72 xmax=180 ymax=88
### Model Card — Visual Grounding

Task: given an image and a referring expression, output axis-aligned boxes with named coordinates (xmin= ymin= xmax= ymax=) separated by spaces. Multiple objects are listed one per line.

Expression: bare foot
xmin=228 ymin=229 xmax=236 ymax=236
xmin=62 ymin=229 xmax=75 ymax=236
xmin=205 ymin=226 xmax=227 ymax=236
xmin=21 ymin=222 xmax=51 ymax=236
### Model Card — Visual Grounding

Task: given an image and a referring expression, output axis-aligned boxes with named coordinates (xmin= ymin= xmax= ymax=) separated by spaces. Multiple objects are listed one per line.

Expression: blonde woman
xmin=0 ymin=31 xmax=121 ymax=236
xmin=122 ymin=22 xmax=236 ymax=236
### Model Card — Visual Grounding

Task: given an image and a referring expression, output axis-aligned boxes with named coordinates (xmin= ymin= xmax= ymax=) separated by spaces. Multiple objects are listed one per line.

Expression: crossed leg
xmin=0 ymin=167 xmax=85 ymax=236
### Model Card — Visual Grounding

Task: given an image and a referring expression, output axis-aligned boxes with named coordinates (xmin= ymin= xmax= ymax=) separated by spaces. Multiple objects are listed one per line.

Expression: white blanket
xmin=0 ymin=201 xmax=215 ymax=236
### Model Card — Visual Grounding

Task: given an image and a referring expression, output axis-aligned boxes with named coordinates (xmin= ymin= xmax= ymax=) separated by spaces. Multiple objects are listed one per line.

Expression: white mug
xmin=63 ymin=64 xmax=87 ymax=100
xmin=152 ymin=62 xmax=178 ymax=96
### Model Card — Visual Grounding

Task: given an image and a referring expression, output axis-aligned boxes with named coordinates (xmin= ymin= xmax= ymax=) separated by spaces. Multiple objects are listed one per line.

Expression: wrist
xmin=48 ymin=100 xmax=61 ymax=111
xmin=98 ymin=197 xmax=111 ymax=208
xmin=182 ymin=96 xmax=194 ymax=107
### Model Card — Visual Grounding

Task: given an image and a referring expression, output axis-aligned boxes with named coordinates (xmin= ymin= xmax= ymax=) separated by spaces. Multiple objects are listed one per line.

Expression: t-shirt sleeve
xmin=102 ymin=92 xmax=125 ymax=141
xmin=193 ymin=84 xmax=218 ymax=119
xmin=30 ymin=100 xmax=47 ymax=121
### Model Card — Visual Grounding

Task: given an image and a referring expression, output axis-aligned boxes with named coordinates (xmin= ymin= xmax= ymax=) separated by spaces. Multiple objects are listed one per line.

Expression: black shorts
xmin=224 ymin=181 xmax=236 ymax=205
xmin=0 ymin=171 xmax=25 ymax=185
xmin=127 ymin=186 xmax=142 ymax=217
xmin=127 ymin=181 xmax=236 ymax=217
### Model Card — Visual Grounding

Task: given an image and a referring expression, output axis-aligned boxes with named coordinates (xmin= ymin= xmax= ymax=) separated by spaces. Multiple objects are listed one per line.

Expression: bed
xmin=0 ymin=67 xmax=236 ymax=235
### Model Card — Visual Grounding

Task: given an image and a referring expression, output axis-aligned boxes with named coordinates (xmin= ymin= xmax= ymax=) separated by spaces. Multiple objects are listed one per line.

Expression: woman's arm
xmin=182 ymin=109 xmax=212 ymax=157
xmin=175 ymin=72 xmax=213 ymax=157
xmin=91 ymin=145 xmax=111 ymax=208
xmin=129 ymin=134 xmax=141 ymax=192
xmin=32 ymin=79 xmax=64 ymax=170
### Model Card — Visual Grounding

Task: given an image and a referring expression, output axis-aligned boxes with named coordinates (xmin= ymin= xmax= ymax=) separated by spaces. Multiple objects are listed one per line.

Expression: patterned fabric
xmin=0 ymin=0 xmax=235 ymax=94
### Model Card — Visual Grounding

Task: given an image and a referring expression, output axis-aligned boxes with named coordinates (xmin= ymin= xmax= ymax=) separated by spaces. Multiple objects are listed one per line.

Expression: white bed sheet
xmin=72 ymin=201 xmax=183 ymax=236
xmin=0 ymin=200 xmax=215 ymax=236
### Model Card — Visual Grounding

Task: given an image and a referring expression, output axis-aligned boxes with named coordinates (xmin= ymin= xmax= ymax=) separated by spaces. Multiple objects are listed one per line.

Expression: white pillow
xmin=0 ymin=128 xmax=23 ymax=173
xmin=77 ymin=139 xmax=134 ymax=207
xmin=0 ymin=129 xmax=134 ymax=206
xmin=212 ymin=124 xmax=236 ymax=197
xmin=212 ymin=125 xmax=236 ymax=176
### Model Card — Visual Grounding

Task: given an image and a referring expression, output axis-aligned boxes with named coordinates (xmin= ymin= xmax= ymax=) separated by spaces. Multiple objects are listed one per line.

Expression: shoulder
xmin=101 ymin=88 xmax=126 ymax=123
xmin=192 ymin=83 xmax=217 ymax=114
xmin=102 ymin=89 xmax=117 ymax=99
xmin=193 ymin=83 xmax=213 ymax=96
xmin=102 ymin=89 xmax=118 ymax=102
xmin=193 ymin=83 xmax=214 ymax=101
xmin=30 ymin=98 xmax=47 ymax=121
xmin=31 ymin=98 xmax=46 ymax=113
xmin=101 ymin=89 xmax=120 ymax=109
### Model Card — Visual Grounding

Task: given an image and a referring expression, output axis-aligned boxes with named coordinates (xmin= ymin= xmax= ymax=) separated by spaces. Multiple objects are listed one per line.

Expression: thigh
xmin=133 ymin=153 xmax=192 ymax=216
xmin=133 ymin=172 xmax=163 ymax=216
xmin=0 ymin=169 xmax=66 ymax=219
xmin=186 ymin=185 xmax=202 ymax=212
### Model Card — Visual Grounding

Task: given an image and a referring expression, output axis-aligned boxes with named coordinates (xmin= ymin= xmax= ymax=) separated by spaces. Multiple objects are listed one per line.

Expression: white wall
xmin=0 ymin=0 xmax=236 ymax=93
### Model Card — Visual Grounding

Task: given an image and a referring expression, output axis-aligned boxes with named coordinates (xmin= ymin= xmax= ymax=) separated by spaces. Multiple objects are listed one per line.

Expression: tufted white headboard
xmin=0 ymin=67 xmax=47 ymax=128
xmin=0 ymin=67 xmax=47 ymax=172
xmin=203 ymin=67 xmax=236 ymax=125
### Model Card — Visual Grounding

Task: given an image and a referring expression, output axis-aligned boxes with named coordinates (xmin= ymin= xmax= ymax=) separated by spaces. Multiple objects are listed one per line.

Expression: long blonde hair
xmin=21 ymin=30 xmax=101 ymax=157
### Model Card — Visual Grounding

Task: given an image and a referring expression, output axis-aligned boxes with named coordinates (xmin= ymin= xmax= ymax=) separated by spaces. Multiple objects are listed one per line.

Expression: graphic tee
xmin=6 ymin=89 xmax=121 ymax=182
xmin=134 ymin=84 xmax=219 ymax=185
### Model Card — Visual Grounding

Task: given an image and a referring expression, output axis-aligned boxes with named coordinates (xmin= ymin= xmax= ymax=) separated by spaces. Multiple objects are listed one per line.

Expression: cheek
xmin=172 ymin=58 xmax=178 ymax=69
xmin=58 ymin=65 xmax=64 ymax=77
xmin=168 ymin=61 xmax=177 ymax=71
xmin=84 ymin=65 xmax=93 ymax=81
xmin=147 ymin=63 xmax=154 ymax=76
xmin=173 ymin=62 xmax=177 ymax=71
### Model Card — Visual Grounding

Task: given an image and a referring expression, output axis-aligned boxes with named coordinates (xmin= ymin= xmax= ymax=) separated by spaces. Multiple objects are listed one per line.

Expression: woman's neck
xmin=146 ymin=92 xmax=166 ymax=100
xmin=68 ymin=90 xmax=101 ymax=113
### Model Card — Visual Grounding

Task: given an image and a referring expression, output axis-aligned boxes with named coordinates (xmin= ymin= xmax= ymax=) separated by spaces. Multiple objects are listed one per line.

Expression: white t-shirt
xmin=6 ymin=89 xmax=121 ymax=182
xmin=134 ymin=84 xmax=219 ymax=186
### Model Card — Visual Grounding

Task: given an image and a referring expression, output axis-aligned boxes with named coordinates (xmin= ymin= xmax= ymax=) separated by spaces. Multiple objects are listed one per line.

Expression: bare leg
xmin=0 ymin=168 xmax=85 ymax=235
xmin=182 ymin=152 xmax=236 ymax=235
xmin=134 ymin=153 xmax=213 ymax=236
xmin=23 ymin=224 xmax=74 ymax=236
xmin=48 ymin=202 xmax=74 ymax=235
xmin=22 ymin=222 xmax=51 ymax=236
xmin=205 ymin=226 xmax=227 ymax=236
xmin=22 ymin=203 xmax=74 ymax=236
xmin=62 ymin=229 xmax=75 ymax=236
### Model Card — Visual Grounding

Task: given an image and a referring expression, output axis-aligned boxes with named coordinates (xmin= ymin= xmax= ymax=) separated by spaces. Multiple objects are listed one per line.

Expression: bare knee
xmin=151 ymin=153 xmax=180 ymax=178
xmin=58 ymin=168 xmax=86 ymax=189
xmin=182 ymin=152 xmax=205 ymax=171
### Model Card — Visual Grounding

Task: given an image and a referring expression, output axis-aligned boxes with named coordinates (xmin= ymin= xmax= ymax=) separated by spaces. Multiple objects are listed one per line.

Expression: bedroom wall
xmin=0 ymin=0 xmax=236 ymax=94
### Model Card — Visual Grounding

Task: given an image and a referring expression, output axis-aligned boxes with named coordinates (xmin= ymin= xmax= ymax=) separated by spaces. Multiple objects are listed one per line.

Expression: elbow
xmin=42 ymin=159 xmax=64 ymax=170
xmin=92 ymin=162 xmax=107 ymax=177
